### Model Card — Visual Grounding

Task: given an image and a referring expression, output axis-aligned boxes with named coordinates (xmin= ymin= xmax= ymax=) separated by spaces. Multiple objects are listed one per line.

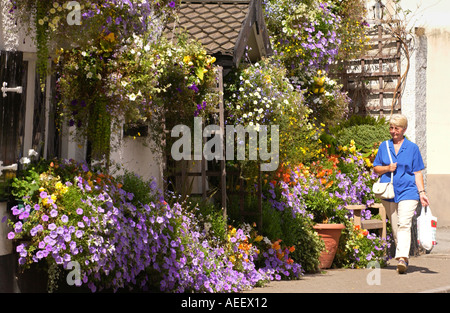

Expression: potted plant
xmin=312 ymin=222 xmax=345 ymax=269
xmin=304 ymin=189 xmax=347 ymax=269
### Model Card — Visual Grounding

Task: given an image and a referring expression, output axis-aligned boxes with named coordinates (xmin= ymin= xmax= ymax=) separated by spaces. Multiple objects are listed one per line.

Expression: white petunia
xmin=19 ymin=157 xmax=30 ymax=165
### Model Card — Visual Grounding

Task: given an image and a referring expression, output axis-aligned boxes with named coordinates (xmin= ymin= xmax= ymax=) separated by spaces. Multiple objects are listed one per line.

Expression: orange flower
xmin=277 ymin=251 xmax=285 ymax=260
xmin=272 ymin=240 xmax=282 ymax=250
xmin=289 ymin=246 xmax=295 ymax=253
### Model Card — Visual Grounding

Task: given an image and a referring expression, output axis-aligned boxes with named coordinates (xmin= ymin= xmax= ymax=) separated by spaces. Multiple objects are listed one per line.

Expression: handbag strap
xmin=385 ymin=140 xmax=393 ymax=183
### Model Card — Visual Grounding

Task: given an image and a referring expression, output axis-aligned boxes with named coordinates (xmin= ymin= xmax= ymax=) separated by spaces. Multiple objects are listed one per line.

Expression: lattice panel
xmin=339 ymin=22 xmax=402 ymax=117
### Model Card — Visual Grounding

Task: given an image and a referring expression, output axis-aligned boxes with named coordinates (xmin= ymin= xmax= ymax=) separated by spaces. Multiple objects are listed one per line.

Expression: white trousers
xmin=381 ymin=200 xmax=418 ymax=259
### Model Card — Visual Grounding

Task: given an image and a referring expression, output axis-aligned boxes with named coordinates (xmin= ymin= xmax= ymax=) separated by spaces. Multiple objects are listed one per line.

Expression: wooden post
xmin=257 ymin=168 xmax=262 ymax=231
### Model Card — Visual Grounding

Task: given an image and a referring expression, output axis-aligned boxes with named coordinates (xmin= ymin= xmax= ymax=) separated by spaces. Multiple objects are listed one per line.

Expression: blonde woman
xmin=373 ymin=114 xmax=430 ymax=274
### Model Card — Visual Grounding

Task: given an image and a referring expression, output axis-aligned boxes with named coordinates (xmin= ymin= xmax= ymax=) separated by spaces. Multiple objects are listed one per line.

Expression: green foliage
xmin=184 ymin=196 xmax=228 ymax=243
xmin=335 ymin=124 xmax=391 ymax=152
xmin=10 ymin=159 xmax=51 ymax=200
xmin=117 ymin=171 xmax=160 ymax=207
xmin=262 ymin=204 xmax=324 ymax=273
xmin=332 ymin=114 xmax=388 ymax=133
xmin=303 ymin=189 xmax=348 ymax=224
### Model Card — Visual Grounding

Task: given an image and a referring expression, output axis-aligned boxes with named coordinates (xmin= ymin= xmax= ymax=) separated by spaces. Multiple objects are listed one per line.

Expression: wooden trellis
xmin=166 ymin=66 xmax=227 ymax=220
xmin=338 ymin=21 xmax=403 ymax=117
xmin=165 ymin=66 xmax=264 ymax=230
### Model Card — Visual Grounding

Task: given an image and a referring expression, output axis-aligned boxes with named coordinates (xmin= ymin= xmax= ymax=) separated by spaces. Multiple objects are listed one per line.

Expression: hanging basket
xmin=313 ymin=223 xmax=345 ymax=269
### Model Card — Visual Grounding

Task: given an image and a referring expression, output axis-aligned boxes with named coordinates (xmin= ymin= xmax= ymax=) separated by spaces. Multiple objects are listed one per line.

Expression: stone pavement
xmin=246 ymin=227 xmax=450 ymax=293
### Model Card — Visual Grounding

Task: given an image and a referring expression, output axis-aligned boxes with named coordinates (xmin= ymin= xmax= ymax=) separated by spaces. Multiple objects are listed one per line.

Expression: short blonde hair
xmin=390 ymin=114 xmax=408 ymax=129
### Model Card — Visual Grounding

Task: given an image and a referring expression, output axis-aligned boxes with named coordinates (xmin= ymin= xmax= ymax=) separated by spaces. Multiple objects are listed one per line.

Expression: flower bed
xmin=6 ymin=159 xmax=304 ymax=292
xmin=263 ymin=142 xmax=390 ymax=269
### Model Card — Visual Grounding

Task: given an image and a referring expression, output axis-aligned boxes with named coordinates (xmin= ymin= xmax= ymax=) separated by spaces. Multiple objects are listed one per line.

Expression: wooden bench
xmin=346 ymin=203 xmax=387 ymax=239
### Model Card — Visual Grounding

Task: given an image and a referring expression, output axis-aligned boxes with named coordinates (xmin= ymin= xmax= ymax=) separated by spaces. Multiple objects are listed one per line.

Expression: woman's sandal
xmin=397 ymin=258 xmax=408 ymax=274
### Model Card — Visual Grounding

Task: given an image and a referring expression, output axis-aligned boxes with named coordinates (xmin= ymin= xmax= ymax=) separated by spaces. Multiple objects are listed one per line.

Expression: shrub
xmin=117 ymin=171 xmax=162 ymax=207
xmin=335 ymin=124 xmax=391 ymax=152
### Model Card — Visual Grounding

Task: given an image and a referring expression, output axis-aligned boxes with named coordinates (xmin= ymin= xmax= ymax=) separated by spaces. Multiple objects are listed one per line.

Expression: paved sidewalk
xmin=246 ymin=227 xmax=450 ymax=293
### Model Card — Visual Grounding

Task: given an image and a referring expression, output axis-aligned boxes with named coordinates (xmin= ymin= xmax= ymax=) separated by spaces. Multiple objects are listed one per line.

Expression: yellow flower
xmin=349 ymin=145 xmax=356 ymax=153
xmin=183 ymin=55 xmax=191 ymax=64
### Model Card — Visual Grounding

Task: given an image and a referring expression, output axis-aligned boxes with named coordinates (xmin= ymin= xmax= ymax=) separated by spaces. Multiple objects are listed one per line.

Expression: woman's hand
xmin=420 ymin=192 xmax=430 ymax=207
xmin=374 ymin=163 xmax=397 ymax=175
xmin=388 ymin=162 xmax=397 ymax=172
xmin=415 ymin=171 xmax=430 ymax=207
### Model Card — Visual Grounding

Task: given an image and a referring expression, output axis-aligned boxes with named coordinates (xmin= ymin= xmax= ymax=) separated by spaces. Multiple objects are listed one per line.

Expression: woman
xmin=373 ymin=114 xmax=430 ymax=274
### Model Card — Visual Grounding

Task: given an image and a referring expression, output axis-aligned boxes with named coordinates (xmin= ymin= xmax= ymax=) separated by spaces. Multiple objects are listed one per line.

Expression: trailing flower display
xmin=57 ymin=30 xmax=218 ymax=159
xmin=9 ymin=0 xmax=177 ymax=80
xmin=224 ymin=58 xmax=324 ymax=179
xmin=7 ymin=160 xmax=306 ymax=292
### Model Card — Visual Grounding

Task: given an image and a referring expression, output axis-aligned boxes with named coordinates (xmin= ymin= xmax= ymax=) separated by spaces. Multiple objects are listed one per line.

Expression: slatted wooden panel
xmin=167 ymin=66 xmax=264 ymax=229
xmin=167 ymin=66 xmax=228 ymax=220
xmin=337 ymin=22 xmax=402 ymax=117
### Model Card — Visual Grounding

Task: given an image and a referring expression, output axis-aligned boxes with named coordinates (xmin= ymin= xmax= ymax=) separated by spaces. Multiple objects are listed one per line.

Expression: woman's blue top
xmin=373 ymin=138 xmax=425 ymax=203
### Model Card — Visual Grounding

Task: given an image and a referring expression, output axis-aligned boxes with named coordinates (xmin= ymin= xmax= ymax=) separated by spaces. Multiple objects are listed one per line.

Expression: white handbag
xmin=372 ymin=141 xmax=395 ymax=200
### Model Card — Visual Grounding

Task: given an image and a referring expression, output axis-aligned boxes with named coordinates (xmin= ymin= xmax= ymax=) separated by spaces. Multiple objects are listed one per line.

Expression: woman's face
xmin=389 ymin=124 xmax=406 ymax=141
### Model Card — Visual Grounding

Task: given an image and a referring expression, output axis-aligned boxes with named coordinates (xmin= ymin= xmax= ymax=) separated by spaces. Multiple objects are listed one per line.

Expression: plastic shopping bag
xmin=417 ymin=206 xmax=437 ymax=252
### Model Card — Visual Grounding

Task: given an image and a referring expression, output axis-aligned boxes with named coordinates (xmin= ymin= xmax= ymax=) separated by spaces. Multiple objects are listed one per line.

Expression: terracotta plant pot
xmin=313 ymin=223 xmax=345 ymax=269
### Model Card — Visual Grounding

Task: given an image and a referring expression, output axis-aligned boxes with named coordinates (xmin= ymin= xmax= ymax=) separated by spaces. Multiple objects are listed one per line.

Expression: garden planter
xmin=15 ymin=261 xmax=48 ymax=293
xmin=313 ymin=223 xmax=345 ymax=269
